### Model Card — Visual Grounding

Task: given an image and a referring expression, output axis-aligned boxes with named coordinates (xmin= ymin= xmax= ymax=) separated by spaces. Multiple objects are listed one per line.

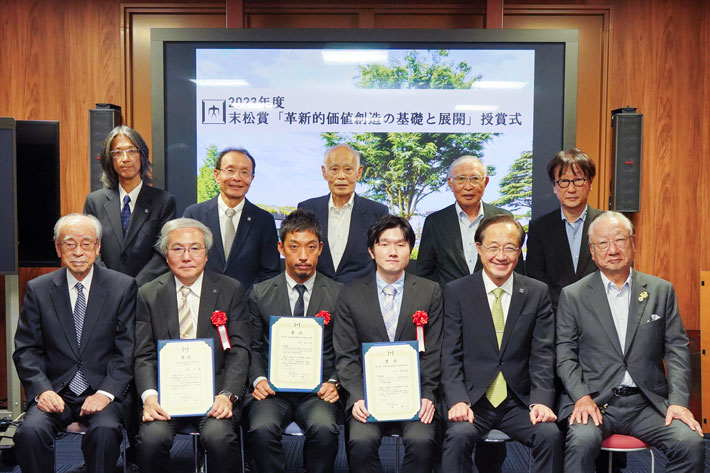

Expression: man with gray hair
xmin=557 ymin=211 xmax=704 ymax=472
xmin=13 ymin=213 xmax=137 ymax=473
xmin=134 ymin=218 xmax=251 ymax=473
xmin=298 ymin=144 xmax=388 ymax=283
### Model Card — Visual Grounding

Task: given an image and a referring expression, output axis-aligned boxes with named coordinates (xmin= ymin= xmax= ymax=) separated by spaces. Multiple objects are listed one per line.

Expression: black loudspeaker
xmin=0 ymin=117 xmax=18 ymax=274
xmin=610 ymin=107 xmax=643 ymax=212
xmin=89 ymin=104 xmax=121 ymax=191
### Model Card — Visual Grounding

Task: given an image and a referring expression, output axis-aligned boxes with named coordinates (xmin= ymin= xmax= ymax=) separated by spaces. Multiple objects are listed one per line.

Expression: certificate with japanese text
xmin=268 ymin=316 xmax=323 ymax=392
xmin=158 ymin=339 xmax=215 ymax=417
xmin=363 ymin=341 xmax=421 ymax=422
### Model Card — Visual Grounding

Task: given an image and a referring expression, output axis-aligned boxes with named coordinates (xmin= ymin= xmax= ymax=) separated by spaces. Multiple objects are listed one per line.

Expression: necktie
xmin=69 ymin=282 xmax=90 ymax=395
xmin=178 ymin=286 xmax=195 ymax=339
xmin=121 ymin=195 xmax=131 ymax=232
xmin=486 ymin=288 xmax=507 ymax=407
xmin=223 ymin=208 xmax=236 ymax=260
xmin=382 ymin=285 xmax=398 ymax=342
xmin=293 ymin=284 xmax=306 ymax=317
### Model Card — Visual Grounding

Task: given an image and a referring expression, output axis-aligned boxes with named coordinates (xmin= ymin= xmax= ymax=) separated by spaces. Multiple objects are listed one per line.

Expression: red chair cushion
xmin=601 ymin=434 xmax=650 ymax=449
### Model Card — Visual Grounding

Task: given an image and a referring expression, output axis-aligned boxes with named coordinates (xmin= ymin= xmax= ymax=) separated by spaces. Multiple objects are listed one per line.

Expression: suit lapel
xmin=206 ymin=197 xmax=226 ymax=267
xmin=123 ymin=185 xmax=151 ymax=246
xmin=158 ymin=275 xmax=180 ymax=339
xmin=586 ymin=273 xmax=624 ymax=357
xmin=469 ymin=273 xmax=500 ymax=354
xmin=445 ymin=205 xmax=469 ymax=274
xmin=365 ymin=277 xmax=390 ymax=341
xmin=306 ymin=274 xmax=326 ymax=317
xmin=315 ymin=197 xmax=336 ymax=275
xmin=552 ymin=216 xmax=576 ymax=275
xmin=49 ymin=269 xmax=79 ymax=355
xmin=337 ymin=194 xmax=363 ymax=272
xmin=103 ymin=190 xmax=125 ymax=250
xmin=624 ymin=272 xmax=649 ymax=353
xmin=500 ymin=275 xmax=527 ymax=355
xmin=196 ymin=273 xmax=220 ymax=338
xmin=228 ymin=199 xmax=255 ymax=266
xmin=78 ymin=266 xmax=108 ymax=356
xmin=394 ymin=274 xmax=416 ymax=340
xmin=576 ymin=207 xmax=598 ymax=277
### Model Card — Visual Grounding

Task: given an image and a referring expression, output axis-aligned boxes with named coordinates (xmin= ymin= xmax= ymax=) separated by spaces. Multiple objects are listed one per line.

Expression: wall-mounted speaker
xmin=610 ymin=107 xmax=643 ymax=212
xmin=0 ymin=117 xmax=18 ymax=274
xmin=89 ymin=104 xmax=121 ymax=191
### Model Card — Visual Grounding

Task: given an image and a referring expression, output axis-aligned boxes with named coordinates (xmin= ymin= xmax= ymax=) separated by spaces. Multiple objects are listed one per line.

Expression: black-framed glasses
xmin=555 ymin=177 xmax=587 ymax=188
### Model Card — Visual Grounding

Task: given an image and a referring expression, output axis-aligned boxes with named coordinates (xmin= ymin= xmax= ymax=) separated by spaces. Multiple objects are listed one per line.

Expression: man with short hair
xmin=133 ymin=218 xmax=251 ymax=473
xmin=334 ymin=215 xmax=443 ymax=473
xmin=247 ymin=209 xmax=342 ymax=473
xmin=298 ymin=144 xmax=388 ymax=283
xmin=526 ymin=148 xmax=602 ymax=311
xmin=557 ymin=211 xmax=705 ymax=473
xmin=13 ymin=213 xmax=136 ymax=473
xmin=184 ymin=147 xmax=280 ymax=290
xmin=441 ymin=214 xmax=562 ymax=473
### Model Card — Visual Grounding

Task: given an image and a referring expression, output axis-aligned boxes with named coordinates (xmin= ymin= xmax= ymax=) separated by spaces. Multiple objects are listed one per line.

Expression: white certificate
xmin=268 ymin=316 xmax=324 ymax=392
xmin=363 ymin=341 xmax=421 ymax=422
xmin=158 ymin=339 xmax=215 ymax=417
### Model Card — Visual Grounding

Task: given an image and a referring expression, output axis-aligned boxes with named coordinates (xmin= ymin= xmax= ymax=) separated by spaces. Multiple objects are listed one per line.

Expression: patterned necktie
xmin=293 ymin=284 xmax=306 ymax=317
xmin=486 ymin=287 xmax=507 ymax=407
xmin=69 ymin=282 xmax=90 ymax=395
xmin=178 ymin=286 xmax=195 ymax=339
xmin=223 ymin=208 xmax=236 ymax=260
xmin=121 ymin=195 xmax=131 ymax=232
xmin=382 ymin=285 xmax=398 ymax=342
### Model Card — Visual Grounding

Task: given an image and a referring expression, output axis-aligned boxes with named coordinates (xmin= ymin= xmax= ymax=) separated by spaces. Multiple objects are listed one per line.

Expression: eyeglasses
xmin=555 ymin=177 xmax=587 ymax=188
xmin=110 ymin=148 xmax=140 ymax=159
xmin=479 ymin=244 xmax=520 ymax=256
xmin=450 ymin=175 xmax=486 ymax=186
xmin=168 ymin=246 xmax=206 ymax=256
xmin=327 ymin=166 xmax=357 ymax=177
xmin=59 ymin=240 xmax=97 ymax=251
xmin=590 ymin=237 xmax=630 ymax=251
xmin=216 ymin=168 xmax=253 ymax=179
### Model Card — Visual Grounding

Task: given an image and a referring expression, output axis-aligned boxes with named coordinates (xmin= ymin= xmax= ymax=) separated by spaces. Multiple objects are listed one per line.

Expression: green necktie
xmin=486 ymin=287 xmax=507 ymax=407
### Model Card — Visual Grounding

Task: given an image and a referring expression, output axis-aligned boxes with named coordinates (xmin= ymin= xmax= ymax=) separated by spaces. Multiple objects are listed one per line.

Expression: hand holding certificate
xmin=268 ymin=316 xmax=324 ymax=392
xmin=158 ymin=339 xmax=215 ymax=417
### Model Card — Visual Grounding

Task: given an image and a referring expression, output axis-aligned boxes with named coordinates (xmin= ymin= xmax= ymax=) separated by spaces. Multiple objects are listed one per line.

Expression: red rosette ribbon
xmin=211 ymin=310 xmax=231 ymax=350
xmin=412 ymin=311 xmax=428 ymax=352
xmin=315 ymin=310 xmax=331 ymax=326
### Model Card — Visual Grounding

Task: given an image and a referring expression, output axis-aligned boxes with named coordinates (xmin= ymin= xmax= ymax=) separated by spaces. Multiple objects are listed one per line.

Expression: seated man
xmin=247 ymin=209 xmax=342 ymax=473
xmin=13 ymin=214 xmax=136 ymax=473
xmin=134 ymin=218 xmax=251 ymax=473
xmin=557 ymin=211 xmax=705 ymax=472
xmin=441 ymin=214 xmax=562 ymax=473
xmin=334 ymin=215 xmax=443 ymax=473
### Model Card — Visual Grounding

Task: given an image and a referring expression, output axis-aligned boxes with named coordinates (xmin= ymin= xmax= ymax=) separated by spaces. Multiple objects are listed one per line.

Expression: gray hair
xmin=448 ymin=155 xmax=488 ymax=178
xmin=54 ymin=213 xmax=103 ymax=241
xmin=588 ymin=211 xmax=634 ymax=240
xmin=157 ymin=218 xmax=214 ymax=257
xmin=324 ymin=144 xmax=361 ymax=168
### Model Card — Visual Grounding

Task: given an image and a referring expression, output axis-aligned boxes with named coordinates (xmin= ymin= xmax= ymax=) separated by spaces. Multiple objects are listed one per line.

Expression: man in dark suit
xmin=133 ymin=218 xmax=251 ymax=473
xmin=441 ymin=214 xmax=562 ymax=473
xmin=526 ymin=148 xmax=601 ymax=311
xmin=184 ymin=147 xmax=280 ymax=290
xmin=557 ymin=211 xmax=704 ymax=472
xmin=298 ymin=144 xmax=388 ymax=283
xmin=84 ymin=126 xmax=176 ymax=286
xmin=247 ymin=209 xmax=342 ymax=473
xmin=334 ymin=215 xmax=443 ymax=473
xmin=13 ymin=213 xmax=136 ymax=473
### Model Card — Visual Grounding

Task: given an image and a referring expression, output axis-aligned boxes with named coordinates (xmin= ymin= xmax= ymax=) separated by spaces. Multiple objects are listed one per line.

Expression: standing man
xmin=13 ymin=214 xmax=136 ymax=473
xmin=134 ymin=218 xmax=251 ymax=473
xmin=298 ymin=144 xmax=388 ymax=283
xmin=557 ymin=211 xmax=704 ymax=472
xmin=441 ymin=214 xmax=562 ymax=473
xmin=334 ymin=215 xmax=443 ymax=473
xmin=247 ymin=209 xmax=342 ymax=473
xmin=84 ymin=125 xmax=176 ymax=286
xmin=526 ymin=148 xmax=601 ymax=311
xmin=184 ymin=147 xmax=280 ymax=290
xmin=418 ymin=155 xmax=524 ymax=289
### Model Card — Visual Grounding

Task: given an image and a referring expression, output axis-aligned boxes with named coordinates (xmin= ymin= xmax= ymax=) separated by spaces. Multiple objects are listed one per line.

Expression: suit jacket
xmin=248 ymin=272 xmax=343 ymax=385
xmin=441 ymin=271 xmax=555 ymax=410
xmin=84 ymin=185 xmax=176 ymax=286
xmin=556 ymin=270 xmax=692 ymax=418
xmin=417 ymin=202 xmax=525 ymax=287
xmin=333 ymin=273 xmax=443 ymax=410
xmin=183 ymin=197 xmax=280 ymax=290
xmin=526 ymin=206 xmax=602 ymax=310
xmin=298 ymin=193 xmax=388 ymax=283
xmin=13 ymin=265 xmax=137 ymax=402
xmin=134 ymin=271 xmax=252 ymax=399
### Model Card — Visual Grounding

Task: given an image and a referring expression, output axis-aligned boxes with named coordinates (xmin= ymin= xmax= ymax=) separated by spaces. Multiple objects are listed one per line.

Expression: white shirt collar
xmin=119 ymin=180 xmax=143 ymax=207
xmin=217 ymin=193 xmax=246 ymax=214
xmin=328 ymin=192 xmax=355 ymax=211
xmin=600 ymin=268 xmax=633 ymax=293
xmin=560 ymin=204 xmax=588 ymax=224
xmin=455 ymin=201 xmax=485 ymax=223
xmin=285 ymin=271 xmax=316 ymax=293
xmin=481 ymin=270 xmax=514 ymax=296
xmin=67 ymin=265 xmax=95 ymax=291
xmin=174 ymin=271 xmax=204 ymax=298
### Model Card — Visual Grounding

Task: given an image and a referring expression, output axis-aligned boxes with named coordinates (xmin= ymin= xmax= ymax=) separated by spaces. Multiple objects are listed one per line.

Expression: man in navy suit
xmin=184 ymin=147 xmax=280 ymax=290
xmin=13 ymin=214 xmax=136 ymax=473
xmin=84 ymin=126 xmax=176 ymax=286
xmin=298 ymin=144 xmax=388 ymax=283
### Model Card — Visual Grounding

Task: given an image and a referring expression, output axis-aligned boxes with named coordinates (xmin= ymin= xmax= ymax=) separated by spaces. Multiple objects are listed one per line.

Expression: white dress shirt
xmin=456 ymin=201 xmax=485 ymax=274
xmin=481 ymin=270 xmax=513 ymax=323
xmin=217 ymin=193 xmax=245 ymax=245
xmin=327 ymin=193 xmax=354 ymax=270
xmin=118 ymin=180 xmax=142 ymax=214
xmin=600 ymin=269 xmax=636 ymax=387
xmin=285 ymin=272 xmax=316 ymax=316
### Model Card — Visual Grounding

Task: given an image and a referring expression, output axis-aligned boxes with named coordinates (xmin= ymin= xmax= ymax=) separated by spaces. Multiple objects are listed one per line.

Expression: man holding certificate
xmin=247 ymin=209 xmax=342 ymax=473
xmin=133 ymin=218 xmax=251 ymax=473
xmin=334 ymin=215 xmax=443 ymax=473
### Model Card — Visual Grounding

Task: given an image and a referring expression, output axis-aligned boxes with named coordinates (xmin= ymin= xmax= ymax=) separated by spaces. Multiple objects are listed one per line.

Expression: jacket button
xmin=121 ymin=254 xmax=127 ymax=262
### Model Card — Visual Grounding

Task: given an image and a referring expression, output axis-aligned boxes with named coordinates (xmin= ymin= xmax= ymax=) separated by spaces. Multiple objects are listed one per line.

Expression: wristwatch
xmin=326 ymin=379 xmax=340 ymax=390
xmin=219 ymin=390 xmax=239 ymax=404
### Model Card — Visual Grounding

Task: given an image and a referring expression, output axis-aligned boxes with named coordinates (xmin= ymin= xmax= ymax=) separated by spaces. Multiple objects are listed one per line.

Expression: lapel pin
xmin=213 ymin=289 xmax=218 ymax=293
xmin=638 ymin=290 xmax=648 ymax=302
xmin=247 ymin=217 xmax=252 ymax=222
xmin=519 ymin=288 xmax=524 ymax=293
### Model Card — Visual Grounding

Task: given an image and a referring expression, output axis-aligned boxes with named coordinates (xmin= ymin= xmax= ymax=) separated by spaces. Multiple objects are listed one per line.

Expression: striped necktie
xmin=223 ymin=208 xmax=236 ymax=260
xmin=382 ymin=285 xmax=398 ymax=342
xmin=178 ymin=286 xmax=195 ymax=339
xmin=68 ymin=282 xmax=90 ymax=395
xmin=121 ymin=195 xmax=131 ymax=232
xmin=486 ymin=287 xmax=507 ymax=407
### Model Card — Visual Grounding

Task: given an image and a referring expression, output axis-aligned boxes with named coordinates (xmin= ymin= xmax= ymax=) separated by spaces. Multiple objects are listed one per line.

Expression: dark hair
xmin=546 ymin=148 xmax=596 ymax=183
xmin=474 ymin=214 xmax=526 ymax=248
xmin=215 ymin=147 xmax=256 ymax=175
xmin=99 ymin=126 xmax=152 ymax=189
xmin=367 ymin=215 xmax=415 ymax=252
xmin=279 ymin=209 xmax=322 ymax=242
